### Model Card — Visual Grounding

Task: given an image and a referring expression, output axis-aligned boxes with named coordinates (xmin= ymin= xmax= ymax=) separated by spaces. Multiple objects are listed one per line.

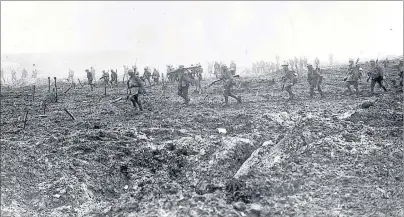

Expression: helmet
xmin=349 ymin=58 xmax=354 ymax=62
xmin=370 ymin=59 xmax=375 ymax=62
xmin=128 ymin=69 xmax=134 ymax=73
xmin=307 ymin=63 xmax=313 ymax=67
xmin=221 ymin=65 xmax=228 ymax=70
xmin=281 ymin=62 xmax=288 ymax=66
xmin=102 ymin=70 xmax=105 ymax=73
xmin=179 ymin=65 xmax=184 ymax=68
xmin=85 ymin=69 xmax=89 ymax=72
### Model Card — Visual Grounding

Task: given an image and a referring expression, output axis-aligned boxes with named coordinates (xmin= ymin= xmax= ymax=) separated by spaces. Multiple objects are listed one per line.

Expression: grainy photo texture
xmin=1 ymin=1 xmax=403 ymax=216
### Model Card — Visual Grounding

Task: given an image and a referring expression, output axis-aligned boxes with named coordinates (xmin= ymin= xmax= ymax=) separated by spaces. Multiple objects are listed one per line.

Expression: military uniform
xmin=282 ymin=62 xmax=297 ymax=100
xmin=368 ymin=59 xmax=387 ymax=94
xmin=222 ymin=65 xmax=241 ymax=104
xmin=86 ymin=69 xmax=93 ymax=85
xmin=152 ymin=69 xmax=160 ymax=84
xmin=32 ymin=64 xmax=37 ymax=79
xmin=101 ymin=70 xmax=110 ymax=84
xmin=230 ymin=61 xmax=237 ymax=75
xmin=143 ymin=67 xmax=152 ymax=85
xmin=345 ymin=59 xmax=360 ymax=95
xmin=307 ymin=64 xmax=324 ymax=97
xmin=110 ymin=69 xmax=118 ymax=85
xmin=11 ymin=70 xmax=17 ymax=82
xmin=127 ymin=69 xmax=145 ymax=111
xmin=177 ymin=66 xmax=190 ymax=105
xmin=22 ymin=69 xmax=28 ymax=80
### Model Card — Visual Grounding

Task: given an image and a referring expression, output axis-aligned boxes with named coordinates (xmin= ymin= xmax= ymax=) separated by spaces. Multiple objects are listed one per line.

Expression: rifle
xmin=203 ymin=75 xmax=240 ymax=100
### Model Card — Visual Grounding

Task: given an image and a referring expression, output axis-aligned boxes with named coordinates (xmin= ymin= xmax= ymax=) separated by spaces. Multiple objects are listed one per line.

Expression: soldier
xmin=152 ymin=68 xmax=160 ymax=84
xmin=307 ymin=63 xmax=324 ymax=98
xmin=21 ymin=68 xmax=28 ymax=80
xmin=110 ymin=69 xmax=118 ymax=85
xmin=143 ymin=66 xmax=152 ymax=85
xmin=214 ymin=62 xmax=221 ymax=78
xmin=177 ymin=65 xmax=191 ymax=105
xmin=367 ymin=59 xmax=387 ymax=94
xmin=32 ymin=64 xmax=37 ymax=79
xmin=90 ymin=66 xmax=95 ymax=80
xmin=230 ymin=61 xmax=237 ymax=75
xmin=221 ymin=65 xmax=241 ymax=105
xmin=281 ymin=62 xmax=297 ymax=100
xmin=86 ymin=69 xmax=93 ymax=87
xmin=344 ymin=59 xmax=360 ymax=96
xmin=314 ymin=57 xmax=320 ymax=69
xmin=68 ymin=69 xmax=74 ymax=82
xmin=127 ymin=68 xmax=145 ymax=111
xmin=100 ymin=70 xmax=110 ymax=85
xmin=123 ymin=65 xmax=129 ymax=82
xmin=11 ymin=69 xmax=17 ymax=83
xmin=195 ymin=64 xmax=203 ymax=93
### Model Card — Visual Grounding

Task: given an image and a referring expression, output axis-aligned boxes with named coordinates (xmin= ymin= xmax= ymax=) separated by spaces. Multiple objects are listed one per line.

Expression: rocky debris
xmin=360 ymin=99 xmax=378 ymax=109
xmin=234 ymin=140 xmax=274 ymax=179
xmin=233 ymin=201 xmax=246 ymax=211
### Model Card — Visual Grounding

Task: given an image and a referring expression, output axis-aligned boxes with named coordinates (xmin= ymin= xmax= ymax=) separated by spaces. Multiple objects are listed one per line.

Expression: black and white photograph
xmin=1 ymin=1 xmax=403 ymax=216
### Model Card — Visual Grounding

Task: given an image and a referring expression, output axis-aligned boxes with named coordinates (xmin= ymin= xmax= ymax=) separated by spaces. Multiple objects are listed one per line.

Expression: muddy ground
xmin=1 ymin=62 xmax=403 ymax=217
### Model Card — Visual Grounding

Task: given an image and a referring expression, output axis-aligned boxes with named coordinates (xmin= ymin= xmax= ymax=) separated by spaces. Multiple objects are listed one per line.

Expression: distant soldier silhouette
xmin=344 ymin=59 xmax=360 ymax=96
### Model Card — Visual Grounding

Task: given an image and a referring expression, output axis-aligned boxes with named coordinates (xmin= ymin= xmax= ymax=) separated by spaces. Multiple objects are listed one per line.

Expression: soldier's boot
xmin=137 ymin=100 xmax=143 ymax=111
xmin=379 ymin=82 xmax=387 ymax=92
xmin=130 ymin=95 xmax=137 ymax=108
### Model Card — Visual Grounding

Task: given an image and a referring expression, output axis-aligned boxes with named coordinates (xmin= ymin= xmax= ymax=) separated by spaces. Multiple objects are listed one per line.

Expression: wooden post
xmin=104 ymin=83 xmax=107 ymax=96
xmin=43 ymin=102 xmax=46 ymax=115
xmin=54 ymin=77 xmax=58 ymax=102
xmin=23 ymin=110 xmax=29 ymax=129
xmin=48 ymin=77 xmax=51 ymax=92
xmin=32 ymin=85 xmax=35 ymax=101
xmin=63 ymin=108 xmax=75 ymax=120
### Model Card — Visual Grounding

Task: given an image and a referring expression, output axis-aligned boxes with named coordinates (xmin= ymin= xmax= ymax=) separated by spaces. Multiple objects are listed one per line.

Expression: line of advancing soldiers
xmin=281 ymin=58 xmax=403 ymax=100
xmin=79 ymin=57 xmax=403 ymax=112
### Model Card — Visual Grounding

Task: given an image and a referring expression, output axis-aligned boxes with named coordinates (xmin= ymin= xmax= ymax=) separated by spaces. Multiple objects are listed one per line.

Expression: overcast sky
xmin=1 ymin=1 xmax=403 ymax=67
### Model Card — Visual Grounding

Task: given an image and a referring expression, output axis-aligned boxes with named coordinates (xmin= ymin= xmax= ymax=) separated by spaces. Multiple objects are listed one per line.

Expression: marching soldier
xmin=307 ymin=63 xmax=324 ymax=98
xmin=222 ymin=65 xmax=241 ymax=105
xmin=86 ymin=69 xmax=93 ymax=89
xmin=11 ymin=69 xmax=17 ymax=83
xmin=110 ymin=69 xmax=118 ymax=85
xmin=177 ymin=65 xmax=191 ymax=105
xmin=68 ymin=69 xmax=74 ymax=82
xmin=230 ymin=61 xmax=237 ymax=75
xmin=152 ymin=68 xmax=160 ymax=84
xmin=367 ymin=59 xmax=387 ymax=94
xmin=196 ymin=64 xmax=203 ymax=93
xmin=90 ymin=66 xmax=95 ymax=81
xmin=21 ymin=68 xmax=28 ymax=80
xmin=344 ymin=59 xmax=360 ymax=96
xmin=127 ymin=68 xmax=146 ymax=111
xmin=32 ymin=64 xmax=37 ymax=79
xmin=281 ymin=62 xmax=297 ymax=100
xmin=143 ymin=66 xmax=152 ymax=85
xmin=100 ymin=70 xmax=110 ymax=85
